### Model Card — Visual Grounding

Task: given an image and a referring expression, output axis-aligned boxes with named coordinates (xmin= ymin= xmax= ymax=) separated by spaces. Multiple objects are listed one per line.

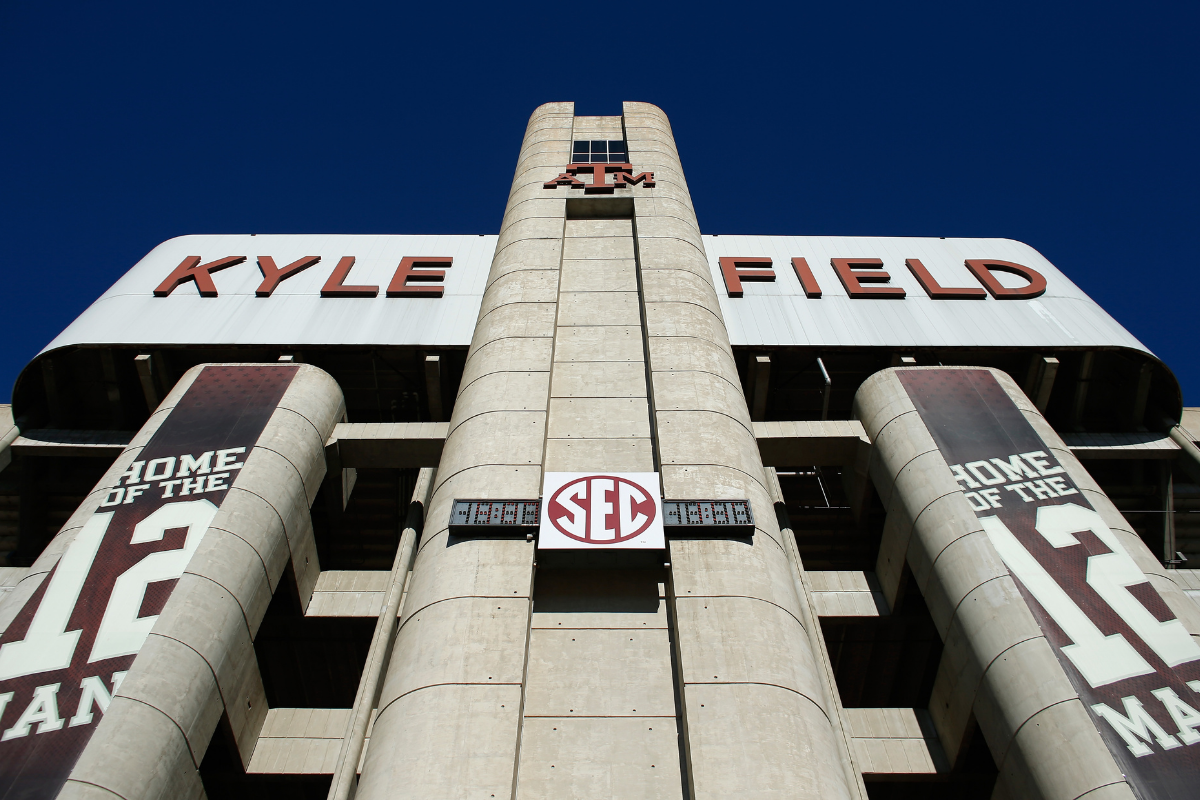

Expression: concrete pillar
xmin=0 ymin=364 xmax=343 ymax=800
xmin=355 ymin=102 xmax=571 ymax=800
xmin=855 ymin=366 xmax=1200 ymax=800
xmin=626 ymin=101 xmax=858 ymax=800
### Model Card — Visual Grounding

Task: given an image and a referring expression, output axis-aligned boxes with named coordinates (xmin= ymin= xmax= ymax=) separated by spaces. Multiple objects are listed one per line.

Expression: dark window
xmin=572 ymin=140 xmax=628 ymax=164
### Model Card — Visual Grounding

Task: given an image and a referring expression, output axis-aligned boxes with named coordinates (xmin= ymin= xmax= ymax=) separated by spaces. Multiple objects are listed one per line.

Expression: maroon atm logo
xmin=539 ymin=472 xmax=665 ymax=550
xmin=153 ymin=255 xmax=453 ymax=298
xmin=543 ymin=163 xmax=655 ymax=195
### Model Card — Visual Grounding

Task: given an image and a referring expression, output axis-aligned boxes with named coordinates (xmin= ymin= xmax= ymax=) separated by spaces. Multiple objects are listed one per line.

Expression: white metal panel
xmin=43 ymin=234 xmax=495 ymax=351
xmin=703 ymin=235 xmax=1152 ymax=354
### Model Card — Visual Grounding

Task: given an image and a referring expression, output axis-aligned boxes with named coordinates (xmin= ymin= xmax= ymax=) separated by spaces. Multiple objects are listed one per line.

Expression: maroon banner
xmin=899 ymin=369 xmax=1200 ymax=799
xmin=0 ymin=364 xmax=298 ymax=799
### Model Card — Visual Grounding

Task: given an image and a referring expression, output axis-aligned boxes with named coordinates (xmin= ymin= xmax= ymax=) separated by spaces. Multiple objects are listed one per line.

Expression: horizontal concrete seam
xmin=993 ymin=696 xmax=1085 ymax=778
xmin=657 ymin=460 xmax=769 ymax=497
xmin=634 ymin=232 xmax=707 ymax=260
xmin=252 ymin=443 xmax=312 ymax=500
xmin=447 ymin=408 xmax=546 ymax=437
xmin=468 ymin=332 xmax=555 ymax=356
xmin=521 ymin=714 xmax=677 ymax=718
xmin=483 ymin=268 xmax=560 ymax=293
xmin=635 ymin=214 xmax=702 ymax=235
xmin=117 ymin=693 xmax=203 ymax=768
xmin=456 ymin=368 xmax=552 ymax=396
xmin=917 ymin=534 xmax=990 ymax=605
xmin=974 ymin=635 xmax=1069 ymax=771
xmin=676 ymin=593 xmax=804 ymax=628
xmin=1073 ymin=780 xmax=1134 ymax=800
xmin=639 ymin=265 xmax=716 ymax=282
xmin=473 ymin=299 xmax=557 ymax=326
xmin=682 ymin=680 xmax=835 ymax=727
xmin=865 ymin=408 xmax=919 ymax=445
xmin=875 ymin=443 xmax=940 ymax=507
xmin=180 ymin=568 xmax=257 ymax=644
xmin=398 ymin=594 xmax=529 ymax=626
xmin=222 ymin=486 xmax=289 ymax=550
xmin=656 ymin=406 xmax=751 ymax=434
xmin=943 ymin=574 xmax=1023 ymax=649
xmin=375 ymin=681 xmax=523 ymax=719
xmin=62 ymin=779 xmax=129 ymax=800
xmin=530 ymin=625 xmax=668 ymax=631
xmin=644 ymin=299 xmax=725 ymax=323
xmin=493 ymin=238 xmax=563 ymax=263
xmin=270 ymin=404 xmax=325 ymax=449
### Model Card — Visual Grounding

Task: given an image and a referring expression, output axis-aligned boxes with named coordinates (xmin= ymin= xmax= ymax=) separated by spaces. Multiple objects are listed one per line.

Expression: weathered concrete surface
xmin=854 ymin=367 xmax=1155 ymax=800
xmin=62 ymin=364 xmax=344 ymax=800
xmin=628 ymin=101 xmax=858 ymax=800
xmin=355 ymin=102 xmax=572 ymax=800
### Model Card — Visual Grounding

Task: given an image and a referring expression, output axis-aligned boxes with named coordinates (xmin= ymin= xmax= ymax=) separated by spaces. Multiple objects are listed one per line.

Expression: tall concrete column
xmin=356 ymin=103 xmax=571 ymax=800
xmin=626 ymin=101 xmax=858 ymax=800
xmin=0 ymin=364 xmax=342 ymax=800
xmin=855 ymin=366 xmax=1200 ymax=800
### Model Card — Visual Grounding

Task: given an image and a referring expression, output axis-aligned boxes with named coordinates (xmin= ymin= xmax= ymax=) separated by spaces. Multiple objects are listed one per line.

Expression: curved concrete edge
xmin=64 ymin=364 xmax=343 ymax=798
xmin=854 ymin=367 xmax=1133 ymax=799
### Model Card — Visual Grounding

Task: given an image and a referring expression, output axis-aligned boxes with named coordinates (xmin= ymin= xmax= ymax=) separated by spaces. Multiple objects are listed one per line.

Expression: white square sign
xmin=539 ymin=472 xmax=665 ymax=550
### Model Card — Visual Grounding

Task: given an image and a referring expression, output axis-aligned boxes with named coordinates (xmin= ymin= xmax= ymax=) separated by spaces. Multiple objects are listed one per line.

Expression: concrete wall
xmin=56 ymin=364 xmax=344 ymax=800
xmin=356 ymin=101 xmax=860 ymax=800
xmin=354 ymin=102 xmax=570 ymax=800
xmin=625 ymin=101 xmax=859 ymax=800
xmin=854 ymin=366 xmax=1200 ymax=800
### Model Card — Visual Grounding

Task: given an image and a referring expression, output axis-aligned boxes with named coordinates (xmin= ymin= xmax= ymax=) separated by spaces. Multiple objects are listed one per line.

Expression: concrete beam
xmin=135 ymin=354 xmax=160 ymax=412
xmin=0 ymin=405 xmax=18 ymax=473
xmin=748 ymin=355 xmax=771 ymax=421
xmin=1030 ymin=356 xmax=1059 ymax=414
xmin=1061 ymin=431 xmax=1180 ymax=460
xmin=754 ymin=419 xmax=870 ymax=467
xmin=10 ymin=429 xmax=133 ymax=458
xmin=424 ymin=356 xmax=444 ymax=422
xmin=326 ymin=422 xmax=449 ymax=469
xmin=844 ymin=708 xmax=949 ymax=776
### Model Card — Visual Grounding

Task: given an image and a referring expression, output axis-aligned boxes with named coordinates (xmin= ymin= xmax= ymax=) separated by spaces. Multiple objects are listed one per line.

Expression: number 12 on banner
xmin=982 ymin=503 xmax=1200 ymax=689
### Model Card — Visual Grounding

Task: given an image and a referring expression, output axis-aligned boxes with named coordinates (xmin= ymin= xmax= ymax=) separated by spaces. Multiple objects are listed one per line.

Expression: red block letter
xmin=790 ymin=257 xmax=822 ymax=298
xmin=256 ymin=256 xmax=320 ymax=297
xmin=153 ymin=256 xmax=246 ymax=297
xmin=321 ymin=257 xmax=378 ymax=297
xmin=906 ymin=258 xmax=985 ymax=299
xmin=831 ymin=258 xmax=905 ymax=299
xmin=386 ymin=257 xmax=453 ymax=298
xmin=964 ymin=259 xmax=1047 ymax=299
xmin=719 ymin=257 xmax=775 ymax=298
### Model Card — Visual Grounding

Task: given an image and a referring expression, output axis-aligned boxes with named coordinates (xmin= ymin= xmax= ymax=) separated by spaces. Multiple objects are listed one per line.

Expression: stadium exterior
xmin=1 ymin=101 xmax=1199 ymax=800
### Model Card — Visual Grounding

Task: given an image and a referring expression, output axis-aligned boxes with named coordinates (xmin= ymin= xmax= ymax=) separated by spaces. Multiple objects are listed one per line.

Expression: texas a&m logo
xmin=539 ymin=472 xmax=665 ymax=550
xmin=543 ymin=164 xmax=655 ymax=195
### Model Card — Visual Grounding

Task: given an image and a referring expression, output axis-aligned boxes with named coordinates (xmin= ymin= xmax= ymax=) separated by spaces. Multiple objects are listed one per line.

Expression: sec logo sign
xmin=539 ymin=472 xmax=665 ymax=550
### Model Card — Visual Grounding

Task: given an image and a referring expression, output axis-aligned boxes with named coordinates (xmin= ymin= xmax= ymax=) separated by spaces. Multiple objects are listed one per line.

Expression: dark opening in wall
xmin=312 ymin=467 xmax=418 ymax=571
xmin=1081 ymin=458 xmax=1200 ymax=564
xmin=777 ymin=468 xmax=883 ymax=571
xmin=862 ymin=733 xmax=997 ymax=800
xmin=253 ymin=569 xmax=375 ymax=709
xmin=2 ymin=454 xmax=113 ymax=567
xmin=199 ymin=720 xmax=332 ymax=800
xmin=821 ymin=574 xmax=941 ymax=709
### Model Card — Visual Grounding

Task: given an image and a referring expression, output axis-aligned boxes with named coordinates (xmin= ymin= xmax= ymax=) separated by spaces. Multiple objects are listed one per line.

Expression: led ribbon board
xmin=449 ymin=500 xmax=540 ymax=536
xmin=662 ymin=500 xmax=755 ymax=536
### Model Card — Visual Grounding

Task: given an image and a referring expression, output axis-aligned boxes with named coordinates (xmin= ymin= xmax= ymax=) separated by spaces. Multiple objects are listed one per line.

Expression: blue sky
xmin=1 ymin=1 xmax=1196 ymax=402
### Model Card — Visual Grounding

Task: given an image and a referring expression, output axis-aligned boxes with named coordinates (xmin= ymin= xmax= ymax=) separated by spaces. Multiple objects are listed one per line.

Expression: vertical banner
xmin=898 ymin=369 xmax=1200 ymax=799
xmin=0 ymin=364 xmax=298 ymax=799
